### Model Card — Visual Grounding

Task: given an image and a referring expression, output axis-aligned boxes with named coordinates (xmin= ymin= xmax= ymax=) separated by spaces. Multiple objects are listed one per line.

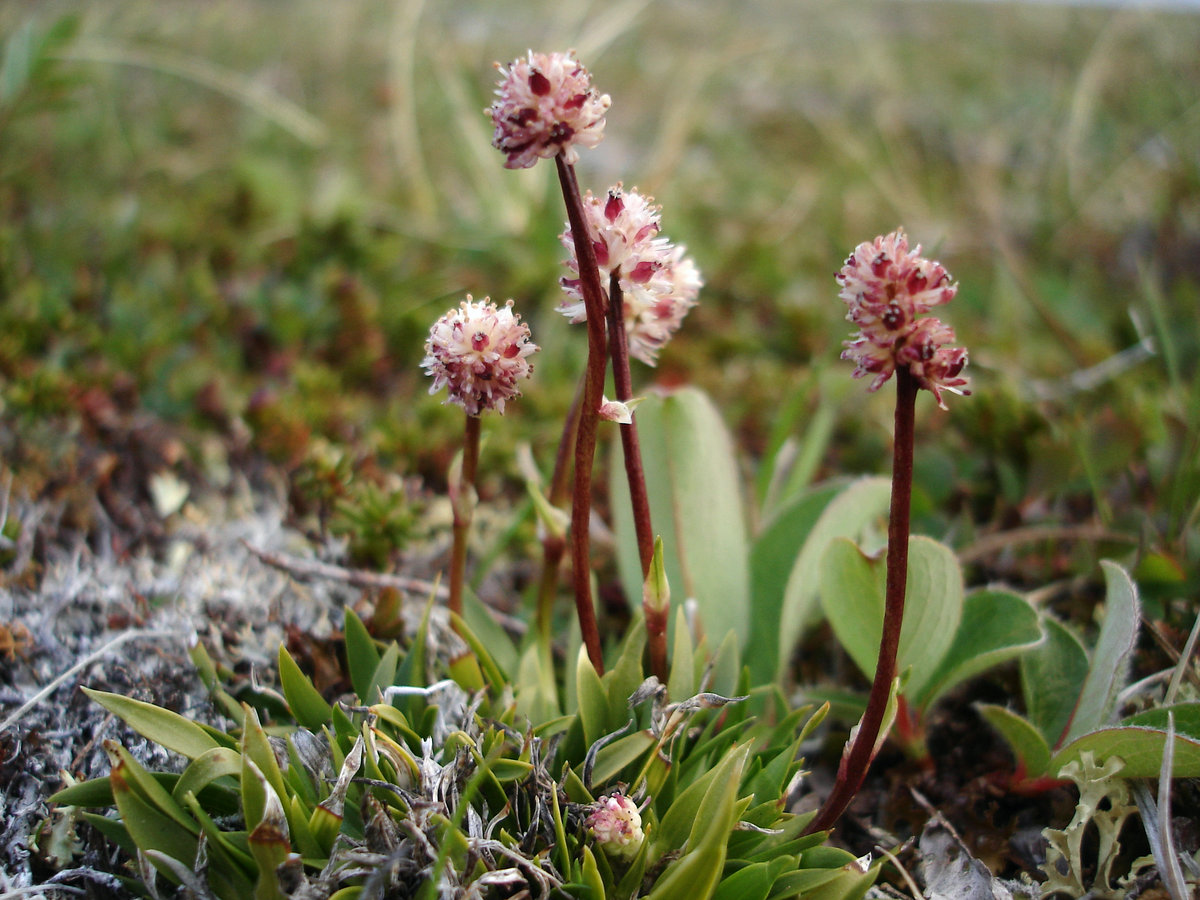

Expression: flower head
xmin=489 ymin=50 xmax=610 ymax=170
xmin=559 ymin=186 xmax=701 ymax=365
xmin=838 ymin=229 xmax=969 ymax=407
xmin=586 ymin=793 xmax=644 ymax=858
xmin=422 ymin=296 xmax=537 ymax=416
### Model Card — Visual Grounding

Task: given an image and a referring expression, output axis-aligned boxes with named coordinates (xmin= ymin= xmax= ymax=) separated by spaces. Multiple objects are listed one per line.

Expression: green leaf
xmin=647 ymin=744 xmax=750 ymax=900
xmin=1021 ymin=617 xmax=1090 ymax=747
xmin=576 ymin=644 xmax=609 ymax=749
xmin=110 ymin=760 xmax=199 ymax=888
xmin=1050 ymin=726 xmax=1200 ymax=778
xmin=667 ymin=605 xmax=697 ymax=700
xmin=1063 ymin=561 xmax=1140 ymax=744
xmin=82 ymin=688 xmax=221 ymax=760
xmin=171 ymin=747 xmax=242 ymax=805
xmin=590 ymin=730 xmax=657 ymax=786
xmin=712 ymin=860 xmax=788 ymax=900
xmin=977 ymin=703 xmax=1052 ymax=779
xmin=278 ymin=646 xmax=333 ymax=730
xmin=819 ymin=536 xmax=962 ymax=699
xmin=914 ymin=588 xmax=1043 ymax=712
xmin=1124 ymin=702 xmax=1200 ymax=740
xmin=776 ymin=477 xmax=892 ymax=679
xmin=611 ymin=387 xmax=750 ymax=648
xmin=748 ymin=480 xmax=847 ymax=681
xmin=343 ymin=608 xmax=381 ymax=701
xmin=463 ymin=588 xmax=518 ymax=680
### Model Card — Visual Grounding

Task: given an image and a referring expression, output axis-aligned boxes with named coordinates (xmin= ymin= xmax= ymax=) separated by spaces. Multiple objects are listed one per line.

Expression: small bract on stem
xmin=422 ymin=296 xmax=538 ymax=621
xmin=806 ymin=230 xmax=969 ymax=836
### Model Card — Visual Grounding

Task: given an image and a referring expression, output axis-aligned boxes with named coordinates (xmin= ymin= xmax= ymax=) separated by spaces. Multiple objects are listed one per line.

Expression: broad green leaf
xmin=278 ymin=646 xmax=332 ymax=730
xmin=1062 ymin=561 xmax=1140 ymax=744
xmin=977 ymin=703 xmax=1052 ymax=779
xmin=448 ymin=610 xmax=506 ymax=693
xmin=1050 ymin=726 xmax=1200 ymax=778
xmin=343 ymin=608 xmax=381 ymax=701
xmin=747 ymin=479 xmax=847 ymax=681
xmin=819 ymin=536 xmax=962 ymax=699
xmin=1124 ymin=703 xmax=1200 ymax=740
xmin=1021 ymin=617 xmax=1090 ymax=747
xmin=611 ymin=387 xmax=750 ymax=648
xmin=914 ymin=589 xmax=1044 ymax=711
xmin=776 ymin=477 xmax=891 ymax=679
xmin=83 ymin=688 xmax=220 ymax=760
xmin=579 ymin=845 xmax=606 ymax=900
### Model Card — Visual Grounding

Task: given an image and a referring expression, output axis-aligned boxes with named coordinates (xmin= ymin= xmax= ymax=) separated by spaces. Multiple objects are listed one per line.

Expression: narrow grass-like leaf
xmin=576 ymin=644 xmax=609 ymax=749
xmin=83 ymin=688 xmax=220 ymax=760
xmin=278 ymin=646 xmax=332 ymax=730
xmin=1062 ymin=561 xmax=1140 ymax=744
xmin=171 ymin=747 xmax=242 ymax=806
xmin=647 ymin=743 xmax=750 ymax=899
xmin=343 ymin=607 xmax=381 ymax=701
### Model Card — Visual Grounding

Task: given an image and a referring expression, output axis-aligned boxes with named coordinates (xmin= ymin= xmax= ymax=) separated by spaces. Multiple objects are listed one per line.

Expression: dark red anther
xmin=529 ymin=70 xmax=551 ymax=96
xmin=605 ymin=191 xmax=624 ymax=222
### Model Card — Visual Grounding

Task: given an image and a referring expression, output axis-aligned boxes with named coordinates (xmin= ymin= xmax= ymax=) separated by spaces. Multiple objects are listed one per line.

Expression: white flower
xmin=422 ymin=296 xmax=538 ymax=416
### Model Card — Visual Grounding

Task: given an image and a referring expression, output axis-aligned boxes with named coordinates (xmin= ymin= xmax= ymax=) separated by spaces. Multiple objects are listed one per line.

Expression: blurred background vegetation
xmin=1 ymin=0 xmax=1197 ymax=606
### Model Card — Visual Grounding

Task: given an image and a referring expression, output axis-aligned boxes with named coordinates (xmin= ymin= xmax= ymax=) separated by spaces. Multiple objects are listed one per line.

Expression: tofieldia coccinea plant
xmin=55 ymin=45 xmax=1195 ymax=900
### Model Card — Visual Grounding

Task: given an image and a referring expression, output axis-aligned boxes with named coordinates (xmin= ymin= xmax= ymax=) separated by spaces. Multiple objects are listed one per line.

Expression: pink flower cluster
xmin=489 ymin=50 xmax=611 ymax=170
xmin=838 ymin=229 xmax=969 ymax=408
xmin=559 ymin=186 xmax=702 ymax=365
xmin=586 ymin=793 xmax=644 ymax=856
xmin=422 ymin=296 xmax=538 ymax=416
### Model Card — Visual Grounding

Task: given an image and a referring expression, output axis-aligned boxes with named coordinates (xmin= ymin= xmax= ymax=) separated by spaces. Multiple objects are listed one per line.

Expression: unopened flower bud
xmin=587 ymin=793 xmax=644 ymax=858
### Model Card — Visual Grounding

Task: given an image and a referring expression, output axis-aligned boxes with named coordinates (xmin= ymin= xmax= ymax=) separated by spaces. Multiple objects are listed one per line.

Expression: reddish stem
xmin=556 ymin=154 xmax=608 ymax=675
xmin=606 ymin=276 xmax=654 ymax=576
xmin=534 ymin=382 xmax=583 ymax=645
xmin=448 ymin=412 xmax=481 ymax=627
xmin=805 ymin=367 xmax=917 ymax=835
xmin=607 ymin=275 xmax=666 ymax=681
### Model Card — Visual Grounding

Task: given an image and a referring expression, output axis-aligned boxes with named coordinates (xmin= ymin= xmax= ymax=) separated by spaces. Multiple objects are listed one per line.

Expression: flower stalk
xmin=805 ymin=366 xmax=916 ymax=835
xmin=806 ymin=229 xmax=968 ymax=835
xmin=448 ymin=412 xmax=481 ymax=621
xmin=556 ymin=153 xmax=608 ymax=674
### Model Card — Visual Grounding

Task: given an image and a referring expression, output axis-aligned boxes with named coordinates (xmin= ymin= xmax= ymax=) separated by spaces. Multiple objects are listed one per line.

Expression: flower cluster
xmin=422 ymin=296 xmax=538 ymax=416
xmin=559 ymin=186 xmax=702 ymax=365
xmin=838 ymin=229 xmax=969 ymax=407
xmin=488 ymin=50 xmax=611 ymax=170
xmin=586 ymin=793 xmax=644 ymax=858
